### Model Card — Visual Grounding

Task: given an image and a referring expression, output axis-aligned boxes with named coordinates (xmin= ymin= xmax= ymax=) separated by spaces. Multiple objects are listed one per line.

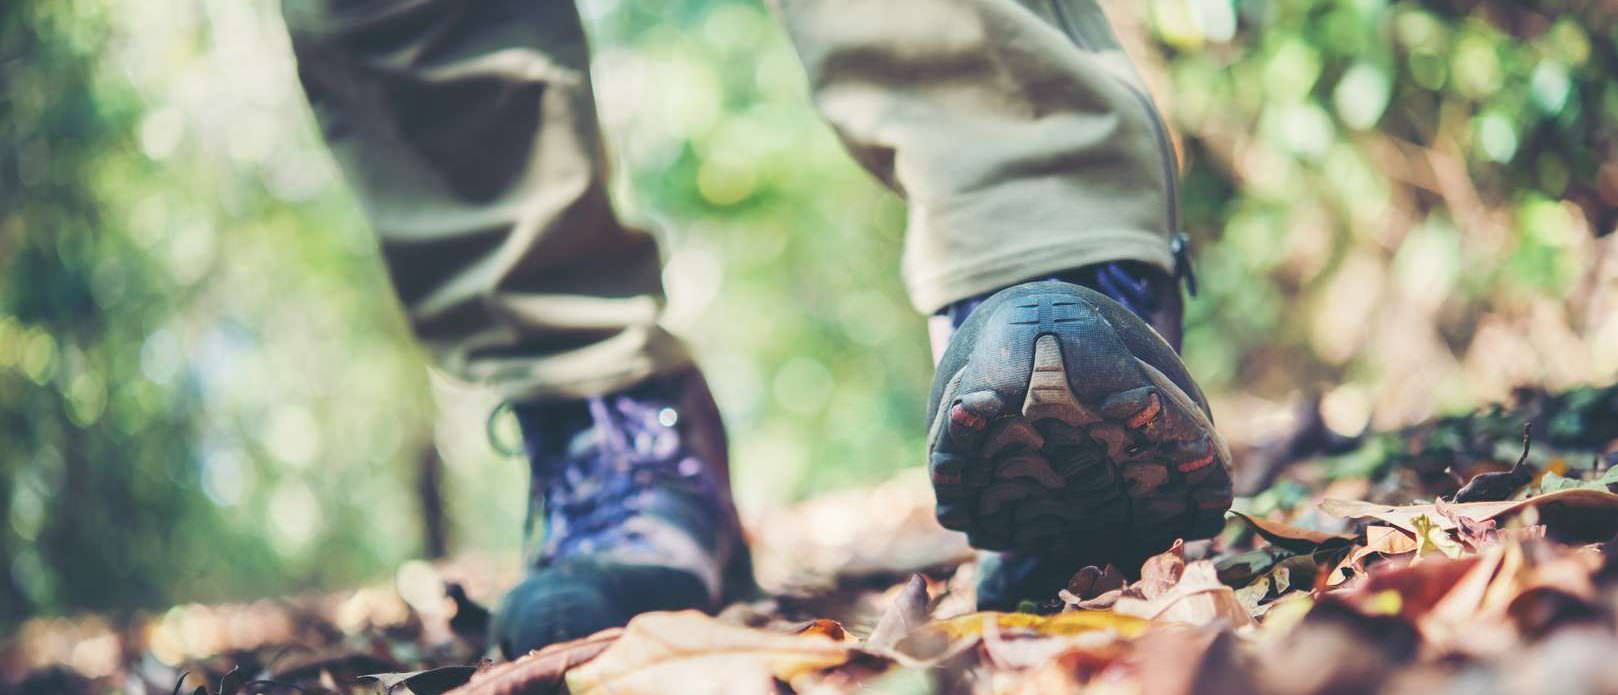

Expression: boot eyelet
xmin=678 ymin=458 xmax=701 ymax=477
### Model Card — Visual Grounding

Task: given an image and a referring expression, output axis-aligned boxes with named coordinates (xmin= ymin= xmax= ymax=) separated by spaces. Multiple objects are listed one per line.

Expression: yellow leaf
xmin=925 ymin=610 xmax=1151 ymax=641
xmin=1256 ymin=593 xmax=1313 ymax=637
xmin=1363 ymin=589 xmax=1403 ymax=616
xmin=1411 ymin=514 xmax=1464 ymax=559
xmin=565 ymin=611 xmax=852 ymax=695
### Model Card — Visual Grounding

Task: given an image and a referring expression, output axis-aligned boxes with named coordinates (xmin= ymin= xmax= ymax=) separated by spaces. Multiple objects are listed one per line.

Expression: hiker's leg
xmin=774 ymin=0 xmax=1178 ymax=314
xmin=777 ymin=0 xmax=1230 ymax=608
xmin=282 ymin=0 xmax=687 ymax=402
xmin=282 ymin=0 xmax=751 ymax=657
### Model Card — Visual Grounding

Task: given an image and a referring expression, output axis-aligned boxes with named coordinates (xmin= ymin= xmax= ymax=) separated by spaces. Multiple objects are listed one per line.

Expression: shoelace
xmin=527 ymin=388 xmax=714 ymax=561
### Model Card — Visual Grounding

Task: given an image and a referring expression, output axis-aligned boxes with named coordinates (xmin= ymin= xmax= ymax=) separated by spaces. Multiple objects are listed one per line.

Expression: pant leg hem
xmin=905 ymin=230 xmax=1176 ymax=314
xmin=446 ymin=326 xmax=695 ymax=404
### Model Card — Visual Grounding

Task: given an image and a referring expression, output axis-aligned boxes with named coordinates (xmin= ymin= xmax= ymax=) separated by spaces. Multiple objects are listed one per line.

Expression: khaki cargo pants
xmin=282 ymin=0 xmax=1181 ymax=403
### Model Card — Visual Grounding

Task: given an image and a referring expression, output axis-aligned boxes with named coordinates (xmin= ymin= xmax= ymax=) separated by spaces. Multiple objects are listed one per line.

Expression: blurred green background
xmin=2 ymin=0 xmax=1615 ymax=628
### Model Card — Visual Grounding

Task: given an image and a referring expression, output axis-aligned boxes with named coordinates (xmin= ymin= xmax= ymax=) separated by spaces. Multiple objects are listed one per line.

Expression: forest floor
xmin=4 ymin=384 xmax=1618 ymax=695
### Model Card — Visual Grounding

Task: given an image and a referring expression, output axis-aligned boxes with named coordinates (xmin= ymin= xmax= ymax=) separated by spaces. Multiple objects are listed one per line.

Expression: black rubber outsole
xmin=928 ymin=287 xmax=1233 ymax=561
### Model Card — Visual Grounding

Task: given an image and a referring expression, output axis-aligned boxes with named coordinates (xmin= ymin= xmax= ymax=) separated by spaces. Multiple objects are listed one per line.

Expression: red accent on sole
xmin=1178 ymin=453 xmax=1216 ymax=473
xmin=1126 ymin=393 xmax=1162 ymax=429
xmin=950 ymin=404 xmax=987 ymax=430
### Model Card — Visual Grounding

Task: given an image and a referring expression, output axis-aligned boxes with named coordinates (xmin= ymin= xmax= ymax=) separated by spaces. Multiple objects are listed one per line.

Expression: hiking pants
xmin=281 ymin=0 xmax=1182 ymax=402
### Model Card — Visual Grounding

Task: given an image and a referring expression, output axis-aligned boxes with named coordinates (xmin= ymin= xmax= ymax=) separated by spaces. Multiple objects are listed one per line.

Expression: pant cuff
xmin=444 ymin=325 xmax=695 ymax=404
xmin=905 ymin=230 xmax=1176 ymax=314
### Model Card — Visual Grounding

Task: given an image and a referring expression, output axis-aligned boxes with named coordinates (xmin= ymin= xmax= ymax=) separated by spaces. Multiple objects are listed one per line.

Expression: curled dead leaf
xmin=1231 ymin=511 xmax=1356 ymax=554
xmin=1114 ymin=561 xmax=1254 ymax=628
xmin=865 ymin=574 xmax=930 ymax=653
xmin=448 ymin=629 xmax=619 ymax=695
xmin=563 ymin=611 xmax=852 ymax=695
xmin=1322 ymin=488 xmax=1618 ymax=544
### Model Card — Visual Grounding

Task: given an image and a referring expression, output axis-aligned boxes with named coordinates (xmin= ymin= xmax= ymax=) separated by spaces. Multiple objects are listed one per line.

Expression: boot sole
xmin=928 ymin=289 xmax=1233 ymax=560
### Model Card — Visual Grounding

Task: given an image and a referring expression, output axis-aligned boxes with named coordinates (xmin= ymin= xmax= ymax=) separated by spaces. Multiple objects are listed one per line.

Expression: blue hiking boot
xmin=927 ymin=260 xmax=1232 ymax=610
xmin=492 ymin=369 xmax=754 ymax=656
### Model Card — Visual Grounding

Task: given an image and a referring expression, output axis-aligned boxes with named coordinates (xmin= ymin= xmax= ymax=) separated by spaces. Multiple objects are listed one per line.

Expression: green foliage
xmin=2 ymin=0 xmax=1610 ymax=626
xmin=1 ymin=0 xmax=199 ymax=623
xmin=1161 ymin=0 xmax=1614 ymax=408
xmin=0 ymin=0 xmax=439 ymax=626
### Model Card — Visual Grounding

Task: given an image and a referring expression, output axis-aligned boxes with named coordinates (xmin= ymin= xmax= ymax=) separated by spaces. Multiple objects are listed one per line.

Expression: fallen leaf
xmin=1321 ymin=488 xmax=1618 ymax=543
xmin=980 ymin=615 xmax=1121 ymax=671
xmin=449 ymin=628 xmax=619 ymax=695
xmin=358 ymin=666 xmax=477 ymax=695
xmin=1115 ymin=561 xmax=1254 ymax=628
xmin=1546 ymin=464 xmax=1618 ymax=492
xmin=866 ymin=574 xmax=930 ymax=652
xmin=1231 ymin=511 xmax=1356 ymax=554
xmin=1411 ymin=514 xmax=1465 ymax=559
xmin=1064 ymin=564 xmax=1126 ymax=600
xmin=1215 ymin=546 xmax=1295 ymax=588
xmin=564 ymin=611 xmax=852 ymax=695
xmin=1136 ymin=540 xmax=1188 ymax=598
xmin=1253 ymin=594 xmax=1314 ymax=640
xmin=1130 ymin=626 xmax=1259 ymax=695
xmin=1358 ymin=525 xmax=1418 ymax=563
xmin=1234 ymin=574 xmax=1274 ymax=615
xmin=1506 ymin=587 xmax=1609 ymax=640
xmin=1342 ymin=555 xmax=1479 ymax=622
xmin=794 ymin=619 xmax=852 ymax=642
xmin=1453 ymin=423 xmax=1535 ymax=502
xmin=1259 ymin=600 xmax=1420 ymax=695
xmin=1421 ymin=543 xmax=1522 ymax=647
xmin=924 ymin=610 xmax=1151 ymax=641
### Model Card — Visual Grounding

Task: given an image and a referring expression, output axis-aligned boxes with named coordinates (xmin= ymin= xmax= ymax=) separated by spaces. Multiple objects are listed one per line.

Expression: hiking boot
xmin=492 ymin=369 xmax=754 ymax=656
xmin=926 ymin=261 xmax=1231 ymax=610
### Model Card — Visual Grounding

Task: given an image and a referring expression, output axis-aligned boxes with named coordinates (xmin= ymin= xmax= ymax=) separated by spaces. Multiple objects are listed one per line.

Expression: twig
xmin=1511 ymin=423 xmax=1533 ymax=474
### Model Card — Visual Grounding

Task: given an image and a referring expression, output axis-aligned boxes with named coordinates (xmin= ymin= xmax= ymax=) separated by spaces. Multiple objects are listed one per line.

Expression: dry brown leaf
xmin=1215 ymin=546 xmax=1295 ymax=588
xmin=865 ymin=574 xmax=930 ymax=653
xmin=449 ymin=629 xmax=620 ymax=695
xmin=563 ymin=610 xmax=852 ymax=695
xmin=991 ymin=660 xmax=1090 ymax=694
xmin=1127 ymin=626 xmax=1258 ymax=695
xmin=1339 ymin=555 xmax=1479 ymax=622
xmin=1232 ymin=511 xmax=1356 ymax=553
xmin=1353 ymin=525 xmax=1419 ymax=568
xmin=1136 ymin=539 xmax=1188 ymax=599
xmin=981 ymin=616 xmax=1114 ymax=671
xmin=1321 ymin=488 xmax=1618 ymax=543
xmin=1065 ymin=564 xmax=1127 ymax=600
xmin=1259 ymin=600 xmax=1420 ymax=695
xmin=1114 ymin=561 xmax=1254 ymax=628
xmin=1422 ymin=544 xmax=1518 ymax=645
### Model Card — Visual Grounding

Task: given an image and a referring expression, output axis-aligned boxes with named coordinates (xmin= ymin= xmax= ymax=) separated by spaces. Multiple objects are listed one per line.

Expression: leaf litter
xmin=8 ymin=410 xmax=1618 ymax=694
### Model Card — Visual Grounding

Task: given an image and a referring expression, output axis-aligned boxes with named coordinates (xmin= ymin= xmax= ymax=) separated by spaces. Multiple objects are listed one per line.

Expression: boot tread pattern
xmin=929 ymin=293 xmax=1233 ymax=560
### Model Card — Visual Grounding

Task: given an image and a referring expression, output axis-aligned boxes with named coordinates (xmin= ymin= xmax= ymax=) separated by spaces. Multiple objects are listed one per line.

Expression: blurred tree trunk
xmin=415 ymin=443 xmax=448 ymax=559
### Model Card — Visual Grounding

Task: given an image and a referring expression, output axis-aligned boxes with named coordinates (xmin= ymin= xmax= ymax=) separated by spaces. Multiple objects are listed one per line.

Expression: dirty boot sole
xmin=927 ymin=281 xmax=1233 ymax=561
